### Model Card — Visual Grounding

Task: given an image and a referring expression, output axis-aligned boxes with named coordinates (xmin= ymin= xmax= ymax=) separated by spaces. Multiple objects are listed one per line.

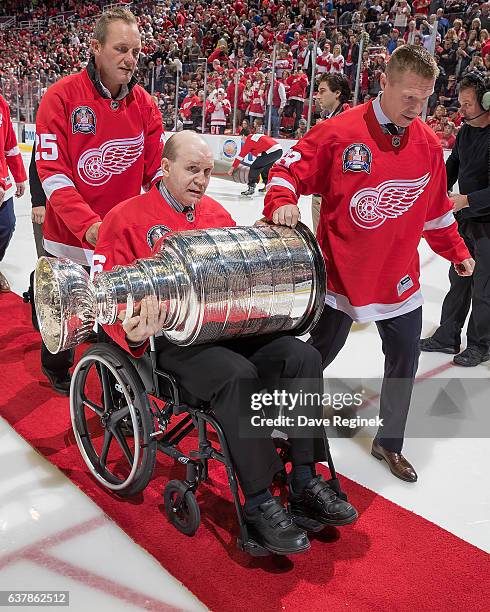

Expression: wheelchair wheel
xmin=164 ymin=480 xmax=201 ymax=536
xmin=70 ymin=343 xmax=157 ymax=497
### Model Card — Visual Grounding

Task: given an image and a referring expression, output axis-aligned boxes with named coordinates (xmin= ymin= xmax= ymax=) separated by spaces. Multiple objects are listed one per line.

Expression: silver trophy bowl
xmin=35 ymin=223 xmax=326 ymax=353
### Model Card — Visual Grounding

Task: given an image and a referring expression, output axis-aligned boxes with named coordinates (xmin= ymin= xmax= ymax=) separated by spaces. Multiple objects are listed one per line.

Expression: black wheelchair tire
xmin=70 ymin=343 xmax=157 ymax=498
xmin=163 ymin=480 xmax=201 ymax=536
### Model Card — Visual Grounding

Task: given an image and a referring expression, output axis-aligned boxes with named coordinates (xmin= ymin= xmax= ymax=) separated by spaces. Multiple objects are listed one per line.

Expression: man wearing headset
xmin=421 ymin=72 xmax=490 ymax=367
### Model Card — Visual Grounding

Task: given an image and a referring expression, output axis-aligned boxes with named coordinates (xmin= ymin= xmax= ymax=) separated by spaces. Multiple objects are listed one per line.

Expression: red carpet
xmin=1 ymin=291 xmax=489 ymax=611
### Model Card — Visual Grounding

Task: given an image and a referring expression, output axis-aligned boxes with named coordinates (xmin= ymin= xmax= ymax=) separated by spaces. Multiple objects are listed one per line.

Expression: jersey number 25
xmin=35 ymin=134 xmax=59 ymax=161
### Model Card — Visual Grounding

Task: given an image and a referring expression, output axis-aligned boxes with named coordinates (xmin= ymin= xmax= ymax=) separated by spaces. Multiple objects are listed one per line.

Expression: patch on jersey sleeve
xmin=278 ymin=149 xmax=302 ymax=169
xmin=71 ymin=106 xmax=97 ymax=135
xmin=342 ymin=143 xmax=372 ymax=174
xmin=147 ymin=224 xmax=172 ymax=249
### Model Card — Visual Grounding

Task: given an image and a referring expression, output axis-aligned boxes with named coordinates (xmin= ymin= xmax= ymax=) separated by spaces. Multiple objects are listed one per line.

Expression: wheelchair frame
xmin=70 ymin=336 xmax=346 ymax=557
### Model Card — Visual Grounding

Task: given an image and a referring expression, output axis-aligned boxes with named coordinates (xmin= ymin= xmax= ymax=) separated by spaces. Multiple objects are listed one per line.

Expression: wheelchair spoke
xmin=99 ymin=428 xmax=114 ymax=468
xmin=82 ymin=398 xmax=104 ymax=417
xmin=110 ymin=405 xmax=130 ymax=425
xmin=113 ymin=428 xmax=134 ymax=466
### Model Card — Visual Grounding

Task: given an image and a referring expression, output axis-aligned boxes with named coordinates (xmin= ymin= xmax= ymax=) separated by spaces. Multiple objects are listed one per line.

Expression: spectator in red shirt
xmin=437 ymin=121 xmax=456 ymax=150
xmin=286 ymin=66 xmax=309 ymax=132
xmin=412 ymin=0 xmax=430 ymax=18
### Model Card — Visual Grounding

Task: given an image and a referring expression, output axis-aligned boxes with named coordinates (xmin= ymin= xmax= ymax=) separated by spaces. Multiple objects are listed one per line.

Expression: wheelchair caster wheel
xmin=164 ymin=480 xmax=201 ymax=536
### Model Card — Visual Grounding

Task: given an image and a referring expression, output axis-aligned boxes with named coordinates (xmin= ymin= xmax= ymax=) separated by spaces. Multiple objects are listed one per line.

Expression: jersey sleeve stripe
xmin=5 ymin=146 xmax=20 ymax=156
xmin=267 ymin=176 xmax=297 ymax=194
xmin=42 ymin=174 xmax=76 ymax=198
xmin=424 ymin=211 xmax=455 ymax=231
xmin=42 ymin=238 xmax=93 ymax=267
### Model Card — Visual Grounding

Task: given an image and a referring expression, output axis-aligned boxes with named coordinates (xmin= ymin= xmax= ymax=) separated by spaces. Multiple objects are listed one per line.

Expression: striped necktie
xmin=383 ymin=122 xmax=404 ymax=135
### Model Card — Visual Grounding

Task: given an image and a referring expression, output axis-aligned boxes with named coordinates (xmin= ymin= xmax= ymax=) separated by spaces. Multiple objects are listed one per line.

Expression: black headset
xmin=462 ymin=72 xmax=490 ymax=112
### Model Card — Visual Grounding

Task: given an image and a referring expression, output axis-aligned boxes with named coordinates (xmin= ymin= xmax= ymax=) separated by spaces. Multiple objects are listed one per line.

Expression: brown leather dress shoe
xmin=0 ymin=271 xmax=10 ymax=292
xmin=371 ymin=440 xmax=418 ymax=482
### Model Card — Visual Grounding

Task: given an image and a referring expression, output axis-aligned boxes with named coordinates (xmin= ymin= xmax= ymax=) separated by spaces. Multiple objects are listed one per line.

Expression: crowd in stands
xmin=1 ymin=0 xmax=489 ymax=147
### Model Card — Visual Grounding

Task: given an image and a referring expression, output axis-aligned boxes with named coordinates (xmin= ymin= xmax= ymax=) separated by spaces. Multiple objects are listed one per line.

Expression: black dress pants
xmin=289 ymin=99 xmax=304 ymax=132
xmin=431 ymin=220 xmax=490 ymax=354
xmin=156 ymin=334 xmax=326 ymax=495
xmin=248 ymin=149 xmax=283 ymax=188
xmin=310 ymin=305 xmax=422 ymax=453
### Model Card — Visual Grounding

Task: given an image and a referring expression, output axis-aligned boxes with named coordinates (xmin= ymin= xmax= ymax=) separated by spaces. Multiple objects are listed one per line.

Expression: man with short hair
xmin=35 ymin=8 xmax=163 ymax=394
xmin=179 ymin=86 xmax=200 ymax=130
xmin=315 ymin=73 xmax=351 ymax=120
xmin=421 ymin=73 xmax=490 ymax=367
xmin=94 ymin=130 xmax=358 ymax=557
xmin=265 ymin=45 xmax=474 ymax=482
xmin=286 ymin=67 xmax=309 ymax=133
xmin=311 ymin=73 xmax=351 ymax=233
xmin=265 ymin=74 xmax=287 ymax=139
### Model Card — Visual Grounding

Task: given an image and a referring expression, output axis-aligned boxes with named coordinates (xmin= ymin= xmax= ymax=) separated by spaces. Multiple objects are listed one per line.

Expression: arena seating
xmin=1 ymin=0 xmax=489 ymax=146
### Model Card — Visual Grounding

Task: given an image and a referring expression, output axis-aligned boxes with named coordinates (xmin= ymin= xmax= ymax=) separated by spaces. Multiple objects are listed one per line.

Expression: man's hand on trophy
xmin=121 ymin=296 xmax=166 ymax=345
xmin=85 ymin=221 xmax=102 ymax=247
xmin=272 ymin=204 xmax=301 ymax=228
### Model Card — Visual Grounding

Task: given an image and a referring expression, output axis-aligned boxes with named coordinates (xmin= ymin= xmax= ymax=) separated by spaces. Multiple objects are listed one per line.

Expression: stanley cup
xmin=35 ymin=223 xmax=326 ymax=354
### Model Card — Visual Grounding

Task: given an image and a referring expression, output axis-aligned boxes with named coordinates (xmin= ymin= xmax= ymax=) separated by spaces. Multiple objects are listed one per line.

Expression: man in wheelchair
xmin=93 ymin=131 xmax=358 ymax=555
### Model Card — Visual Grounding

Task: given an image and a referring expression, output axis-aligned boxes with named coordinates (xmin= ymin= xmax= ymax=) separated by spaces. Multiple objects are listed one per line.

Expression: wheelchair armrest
xmin=128 ymin=350 xmax=158 ymax=396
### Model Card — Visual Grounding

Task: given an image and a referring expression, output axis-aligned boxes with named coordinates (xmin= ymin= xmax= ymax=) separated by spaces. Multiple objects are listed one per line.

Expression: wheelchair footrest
xmin=237 ymin=537 xmax=271 ymax=557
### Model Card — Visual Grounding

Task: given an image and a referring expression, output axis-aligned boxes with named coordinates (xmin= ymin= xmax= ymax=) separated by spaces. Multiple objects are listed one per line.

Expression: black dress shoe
xmin=419 ymin=337 xmax=459 ymax=354
xmin=41 ymin=367 xmax=71 ymax=396
xmin=371 ymin=440 xmax=417 ymax=482
xmin=244 ymin=497 xmax=310 ymax=555
xmin=453 ymin=347 xmax=490 ymax=367
xmin=289 ymin=475 xmax=358 ymax=531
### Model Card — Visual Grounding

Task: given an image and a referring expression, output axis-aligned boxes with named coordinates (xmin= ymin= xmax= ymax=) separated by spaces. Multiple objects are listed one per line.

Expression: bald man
xmin=93 ymin=131 xmax=357 ymax=556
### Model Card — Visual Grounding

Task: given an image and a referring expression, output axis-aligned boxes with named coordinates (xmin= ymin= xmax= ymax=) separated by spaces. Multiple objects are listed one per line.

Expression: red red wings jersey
xmin=287 ymin=74 xmax=309 ymax=100
xmin=248 ymin=91 xmax=266 ymax=116
xmin=232 ymin=134 xmax=282 ymax=169
xmin=331 ymin=55 xmax=345 ymax=73
xmin=0 ymin=94 xmax=27 ymax=200
xmin=264 ymin=101 xmax=470 ymax=323
xmin=180 ymin=94 xmax=200 ymax=120
xmin=208 ymin=99 xmax=231 ymax=126
xmin=93 ymin=184 xmax=235 ymax=355
xmin=36 ymin=70 xmax=164 ymax=265
xmin=316 ymin=53 xmax=333 ymax=73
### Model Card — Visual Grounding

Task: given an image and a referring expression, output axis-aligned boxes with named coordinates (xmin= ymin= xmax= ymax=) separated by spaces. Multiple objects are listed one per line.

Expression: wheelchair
xmin=70 ymin=336 xmax=347 ymax=556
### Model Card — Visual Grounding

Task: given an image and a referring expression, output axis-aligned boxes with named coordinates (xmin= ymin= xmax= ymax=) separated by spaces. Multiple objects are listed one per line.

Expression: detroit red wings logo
xmin=77 ymin=132 xmax=145 ymax=186
xmin=349 ymin=173 xmax=430 ymax=230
